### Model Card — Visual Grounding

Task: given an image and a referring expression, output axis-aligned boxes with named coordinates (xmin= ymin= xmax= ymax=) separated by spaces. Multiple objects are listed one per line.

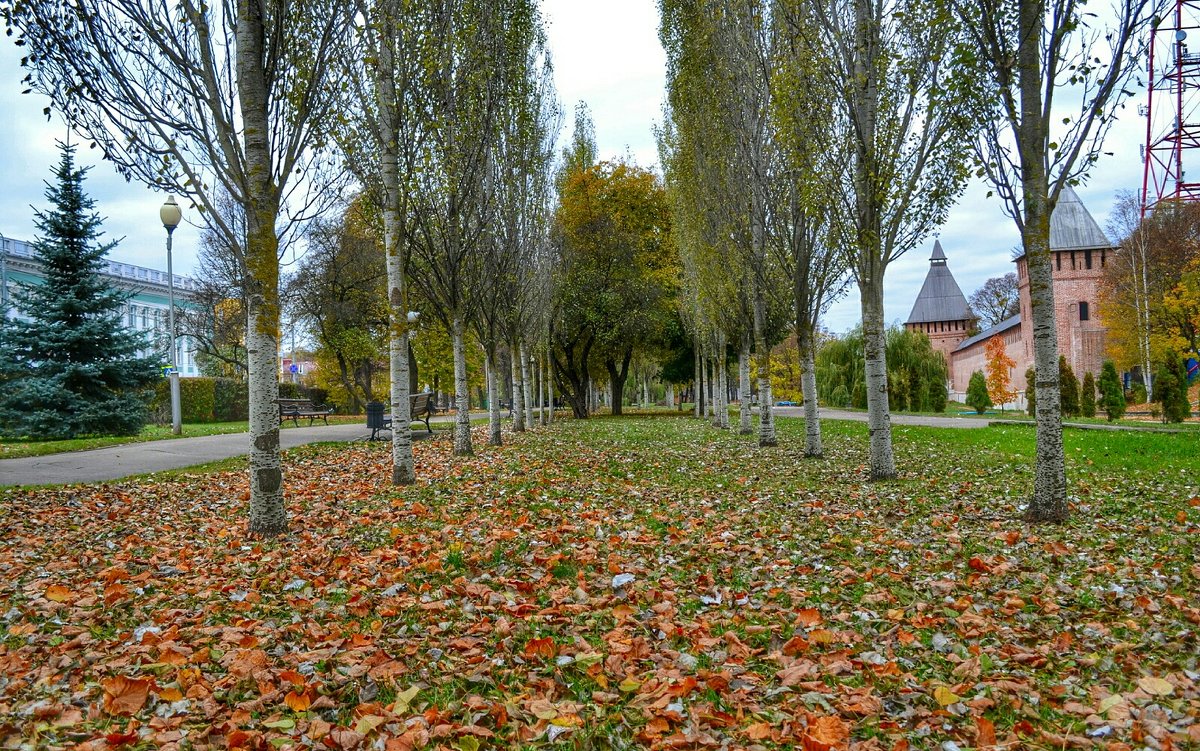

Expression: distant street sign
xmin=290 ymin=364 xmax=299 ymax=374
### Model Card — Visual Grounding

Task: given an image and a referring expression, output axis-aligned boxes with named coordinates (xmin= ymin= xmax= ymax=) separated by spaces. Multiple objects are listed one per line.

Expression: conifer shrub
xmin=1080 ymin=372 xmax=1096 ymax=418
xmin=966 ymin=371 xmax=992 ymax=414
xmin=1098 ymin=360 xmax=1125 ymax=422
xmin=1059 ymin=355 xmax=1080 ymax=417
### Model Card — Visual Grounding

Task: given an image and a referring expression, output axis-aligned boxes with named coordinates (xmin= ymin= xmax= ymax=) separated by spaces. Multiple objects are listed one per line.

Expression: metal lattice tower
xmin=1142 ymin=1 xmax=1200 ymax=216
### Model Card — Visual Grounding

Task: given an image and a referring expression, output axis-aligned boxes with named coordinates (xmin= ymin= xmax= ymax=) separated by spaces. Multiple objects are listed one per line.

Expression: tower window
xmin=1056 ymin=252 xmax=1062 ymax=271
xmin=1084 ymin=248 xmax=1092 ymax=269
xmin=1079 ymin=301 xmax=1089 ymax=321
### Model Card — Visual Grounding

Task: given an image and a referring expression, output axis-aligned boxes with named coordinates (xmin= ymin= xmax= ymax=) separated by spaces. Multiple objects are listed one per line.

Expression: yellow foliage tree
xmin=984 ymin=336 xmax=1017 ymax=410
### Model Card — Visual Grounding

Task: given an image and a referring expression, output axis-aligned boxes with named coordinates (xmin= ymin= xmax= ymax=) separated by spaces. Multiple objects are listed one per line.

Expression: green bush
xmin=927 ymin=378 xmax=947 ymax=413
xmin=1130 ymin=382 xmax=1147 ymax=405
xmin=1059 ymin=355 xmax=1080 ymax=417
xmin=1098 ymin=360 xmax=1125 ymax=422
xmin=306 ymin=386 xmax=330 ymax=408
xmin=279 ymin=382 xmax=303 ymax=400
xmin=830 ymin=384 xmax=850 ymax=408
xmin=1080 ymin=372 xmax=1096 ymax=418
xmin=966 ymin=371 xmax=992 ymax=414
xmin=213 ymin=378 xmax=249 ymax=422
xmin=153 ymin=377 xmax=217 ymax=423
xmin=1155 ymin=359 xmax=1191 ymax=423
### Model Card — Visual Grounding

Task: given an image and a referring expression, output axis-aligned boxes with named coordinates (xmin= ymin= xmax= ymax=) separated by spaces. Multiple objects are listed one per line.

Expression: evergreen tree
xmin=1025 ymin=367 xmax=1036 ymax=417
xmin=0 ymin=144 xmax=160 ymax=439
xmin=927 ymin=377 xmax=947 ymax=413
xmin=1059 ymin=355 xmax=1080 ymax=417
xmin=1080 ymin=371 xmax=1096 ymax=418
xmin=1098 ymin=360 xmax=1125 ymax=422
xmin=966 ymin=370 xmax=992 ymax=414
xmin=1156 ymin=358 xmax=1191 ymax=423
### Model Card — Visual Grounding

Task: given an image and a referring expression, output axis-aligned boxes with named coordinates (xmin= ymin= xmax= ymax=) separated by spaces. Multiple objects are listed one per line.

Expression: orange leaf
xmin=44 ymin=584 xmax=74 ymax=603
xmin=802 ymin=715 xmax=849 ymax=751
xmin=968 ymin=557 xmax=992 ymax=573
xmin=796 ymin=608 xmax=822 ymax=626
xmin=976 ymin=716 xmax=997 ymax=747
xmin=284 ymin=689 xmax=312 ymax=712
xmin=523 ymin=637 xmax=555 ymax=660
xmin=102 ymin=676 xmax=152 ymax=716
xmin=278 ymin=669 xmax=306 ymax=686
xmin=157 ymin=687 xmax=184 ymax=702
xmin=746 ymin=722 xmax=773 ymax=740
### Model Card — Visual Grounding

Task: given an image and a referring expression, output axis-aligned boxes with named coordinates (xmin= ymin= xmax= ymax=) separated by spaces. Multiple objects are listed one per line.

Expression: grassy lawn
xmin=1 ymin=415 xmax=1197 ymax=749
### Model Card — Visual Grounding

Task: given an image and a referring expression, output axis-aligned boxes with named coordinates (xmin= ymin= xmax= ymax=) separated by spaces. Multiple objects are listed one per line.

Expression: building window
xmin=1079 ymin=301 xmax=1089 ymax=321
xmin=1056 ymin=252 xmax=1061 ymax=271
xmin=1084 ymin=248 xmax=1092 ymax=269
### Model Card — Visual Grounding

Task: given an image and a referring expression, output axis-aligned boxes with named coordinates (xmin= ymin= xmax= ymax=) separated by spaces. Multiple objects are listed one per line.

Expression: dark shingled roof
xmin=906 ymin=240 xmax=973 ymax=324
xmin=954 ymin=314 xmax=1021 ymax=352
xmin=1049 ymin=186 xmax=1112 ymax=250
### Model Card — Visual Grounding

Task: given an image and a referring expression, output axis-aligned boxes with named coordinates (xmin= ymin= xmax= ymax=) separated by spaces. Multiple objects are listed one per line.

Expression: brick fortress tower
xmin=905 ymin=240 xmax=975 ymax=364
xmin=1014 ymin=186 xmax=1112 ymax=383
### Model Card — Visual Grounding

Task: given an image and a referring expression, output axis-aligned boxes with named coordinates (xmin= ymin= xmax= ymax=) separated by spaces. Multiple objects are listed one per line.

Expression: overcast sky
xmin=1 ymin=2 xmax=1146 ymax=333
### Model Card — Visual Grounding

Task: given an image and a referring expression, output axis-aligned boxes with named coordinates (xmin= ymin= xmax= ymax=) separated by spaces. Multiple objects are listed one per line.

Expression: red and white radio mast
xmin=1142 ymin=1 xmax=1200 ymax=215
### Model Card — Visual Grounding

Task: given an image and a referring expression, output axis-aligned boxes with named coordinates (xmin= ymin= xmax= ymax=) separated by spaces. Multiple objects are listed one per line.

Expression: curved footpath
xmin=0 ymin=408 xmax=1176 ymax=488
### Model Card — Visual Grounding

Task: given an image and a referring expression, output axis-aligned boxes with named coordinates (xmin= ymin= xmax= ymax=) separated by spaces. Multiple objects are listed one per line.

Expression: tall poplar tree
xmin=791 ymin=0 xmax=978 ymax=479
xmin=6 ymin=0 xmax=351 ymax=535
xmin=0 ymin=144 xmax=159 ymax=439
xmin=954 ymin=0 xmax=1153 ymax=520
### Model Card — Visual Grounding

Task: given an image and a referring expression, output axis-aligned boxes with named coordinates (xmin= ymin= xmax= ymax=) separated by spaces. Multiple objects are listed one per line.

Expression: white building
xmin=1 ymin=233 xmax=202 ymax=376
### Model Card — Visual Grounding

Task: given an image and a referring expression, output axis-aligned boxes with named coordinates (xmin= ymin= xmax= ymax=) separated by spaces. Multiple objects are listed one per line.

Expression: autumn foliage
xmin=2 ymin=418 xmax=1199 ymax=749
xmin=983 ymin=336 xmax=1017 ymax=409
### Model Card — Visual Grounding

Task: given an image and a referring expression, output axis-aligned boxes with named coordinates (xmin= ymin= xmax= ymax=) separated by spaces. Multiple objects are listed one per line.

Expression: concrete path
xmin=775 ymin=406 xmax=989 ymax=429
xmin=0 ymin=419 xmax=452 ymax=487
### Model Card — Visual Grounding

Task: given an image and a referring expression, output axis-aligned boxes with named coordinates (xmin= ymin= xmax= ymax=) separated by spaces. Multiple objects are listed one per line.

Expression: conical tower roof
xmin=1049 ymin=186 xmax=1112 ymax=250
xmin=906 ymin=240 xmax=973 ymax=324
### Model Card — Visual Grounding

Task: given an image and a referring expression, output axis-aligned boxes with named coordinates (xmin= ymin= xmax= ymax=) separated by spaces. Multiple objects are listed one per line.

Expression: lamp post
xmin=160 ymin=196 xmax=183 ymax=435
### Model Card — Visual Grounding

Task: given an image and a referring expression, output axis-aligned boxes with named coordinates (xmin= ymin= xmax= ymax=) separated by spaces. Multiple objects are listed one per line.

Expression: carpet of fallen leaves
xmin=2 ymin=415 xmax=1198 ymax=751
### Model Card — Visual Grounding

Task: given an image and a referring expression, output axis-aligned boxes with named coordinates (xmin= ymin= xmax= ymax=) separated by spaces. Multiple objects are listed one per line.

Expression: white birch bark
xmin=753 ymin=300 xmax=777 ymax=447
xmin=520 ymin=342 xmax=534 ymax=429
xmin=666 ymin=383 xmax=675 ymax=410
xmin=486 ymin=350 xmax=502 ymax=446
xmin=694 ymin=342 xmax=703 ymax=418
xmin=239 ymin=0 xmax=285 ymax=535
xmin=799 ymin=325 xmax=823 ymax=458
xmin=738 ymin=336 xmax=752 ymax=434
xmin=860 ymin=278 xmax=895 ymax=477
xmin=452 ymin=315 xmax=473 ymax=455
xmin=511 ymin=346 xmax=526 ymax=432
xmin=546 ymin=335 xmax=555 ymax=424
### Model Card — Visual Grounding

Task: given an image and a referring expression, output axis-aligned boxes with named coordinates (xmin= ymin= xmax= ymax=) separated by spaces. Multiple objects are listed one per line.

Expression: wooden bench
xmin=368 ymin=392 xmax=441 ymax=440
xmin=277 ymin=398 xmax=334 ymax=427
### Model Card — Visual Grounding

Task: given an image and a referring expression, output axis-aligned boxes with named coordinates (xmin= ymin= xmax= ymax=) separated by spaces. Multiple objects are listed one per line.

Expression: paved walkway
xmin=781 ymin=407 xmax=988 ymax=429
xmin=0 ymin=418 xmax=455 ymax=487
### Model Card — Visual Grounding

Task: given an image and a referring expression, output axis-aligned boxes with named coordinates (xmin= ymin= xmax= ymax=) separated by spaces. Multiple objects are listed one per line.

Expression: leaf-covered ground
xmin=2 ymin=416 xmax=1198 ymax=751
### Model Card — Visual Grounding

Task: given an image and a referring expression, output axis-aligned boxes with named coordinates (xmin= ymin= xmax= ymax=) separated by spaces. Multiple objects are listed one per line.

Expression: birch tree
xmin=5 ymin=0 xmax=350 ymax=534
xmin=787 ymin=0 xmax=977 ymax=479
xmin=954 ymin=0 xmax=1154 ymax=521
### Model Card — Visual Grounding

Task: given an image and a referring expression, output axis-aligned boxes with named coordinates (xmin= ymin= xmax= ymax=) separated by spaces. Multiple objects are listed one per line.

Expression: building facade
xmin=1 ymin=233 xmax=202 ymax=376
xmin=907 ymin=187 xmax=1111 ymax=406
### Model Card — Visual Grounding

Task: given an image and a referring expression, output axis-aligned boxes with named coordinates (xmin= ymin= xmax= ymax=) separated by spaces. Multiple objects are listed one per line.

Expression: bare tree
xmin=6 ymin=0 xmax=351 ymax=534
xmin=969 ymin=273 xmax=1019 ymax=329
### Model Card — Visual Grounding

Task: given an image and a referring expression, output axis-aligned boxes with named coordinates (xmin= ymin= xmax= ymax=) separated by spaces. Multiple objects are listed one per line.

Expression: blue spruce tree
xmin=0 ymin=144 xmax=160 ymax=439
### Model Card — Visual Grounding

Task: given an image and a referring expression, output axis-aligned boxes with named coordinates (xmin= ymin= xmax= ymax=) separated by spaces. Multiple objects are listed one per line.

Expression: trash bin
xmin=366 ymin=401 xmax=389 ymax=440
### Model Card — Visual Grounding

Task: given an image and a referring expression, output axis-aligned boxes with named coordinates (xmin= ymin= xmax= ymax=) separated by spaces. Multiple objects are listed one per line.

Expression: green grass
xmin=0 ymin=421 xmax=255 ymax=459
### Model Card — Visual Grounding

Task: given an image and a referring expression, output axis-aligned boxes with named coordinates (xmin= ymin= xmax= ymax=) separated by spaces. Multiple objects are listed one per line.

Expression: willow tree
xmin=954 ymin=0 xmax=1153 ymax=521
xmin=788 ymin=0 xmax=977 ymax=479
xmin=6 ymin=0 xmax=350 ymax=534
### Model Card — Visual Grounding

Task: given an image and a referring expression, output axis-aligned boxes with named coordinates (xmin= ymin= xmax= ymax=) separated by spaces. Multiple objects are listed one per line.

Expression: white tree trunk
xmin=511 ymin=345 xmax=526 ymax=432
xmin=486 ymin=350 xmax=502 ymax=446
xmin=238 ymin=1 xmax=285 ymax=535
xmin=452 ymin=315 xmax=473 ymax=456
xmin=705 ymin=355 xmax=715 ymax=420
xmin=520 ymin=342 xmax=534 ymax=429
xmin=799 ymin=325 xmax=822 ymax=458
xmin=738 ymin=336 xmax=752 ymax=434
xmin=860 ymin=278 xmax=894 ymax=477
xmin=754 ymin=300 xmax=777 ymax=447
xmin=546 ymin=334 xmax=555 ymax=424
xmin=694 ymin=343 xmax=703 ymax=418
xmin=246 ymin=301 xmax=285 ymax=534
xmin=666 ymin=382 xmax=675 ymax=410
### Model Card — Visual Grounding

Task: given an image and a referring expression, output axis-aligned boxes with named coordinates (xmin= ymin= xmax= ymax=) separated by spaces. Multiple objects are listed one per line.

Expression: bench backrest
xmin=278 ymin=399 xmax=314 ymax=413
xmin=410 ymin=392 xmax=432 ymax=414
